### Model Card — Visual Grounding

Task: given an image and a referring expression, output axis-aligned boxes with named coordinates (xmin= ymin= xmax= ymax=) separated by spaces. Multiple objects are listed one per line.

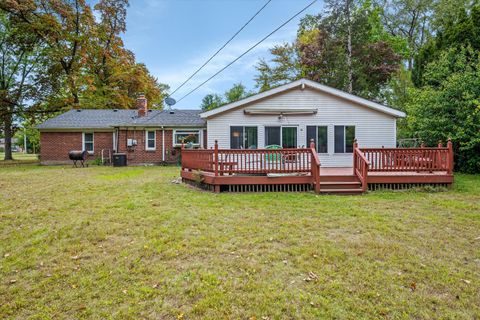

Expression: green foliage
xmin=255 ymin=1 xmax=403 ymax=100
xmin=200 ymin=93 xmax=224 ymax=111
xmin=14 ymin=120 xmax=40 ymax=154
xmin=224 ymin=83 xmax=251 ymax=103
xmin=200 ymin=83 xmax=252 ymax=111
xmin=405 ymin=47 xmax=480 ymax=172
xmin=413 ymin=3 xmax=480 ymax=86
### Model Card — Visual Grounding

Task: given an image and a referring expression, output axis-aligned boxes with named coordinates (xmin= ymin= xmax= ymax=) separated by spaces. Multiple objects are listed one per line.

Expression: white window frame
xmin=334 ymin=125 xmax=356 ymax=154
xmin=82 ymin=132 xmax=94 ymax=154
xmin=173 ymin=129 xmax=202 ymax=147
xmin=145 ymin=130 xmax=156 ymax=151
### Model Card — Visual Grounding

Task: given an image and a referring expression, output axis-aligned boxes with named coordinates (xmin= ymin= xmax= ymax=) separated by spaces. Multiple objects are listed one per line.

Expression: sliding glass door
xmin=282 ymin=127 xmax=297 ymax=148
xmin=265 ymin=126 xmax=297 ymax=148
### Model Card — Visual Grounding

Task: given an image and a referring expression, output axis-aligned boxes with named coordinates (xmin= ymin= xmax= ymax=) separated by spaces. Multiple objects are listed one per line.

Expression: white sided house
xmin=201 ymin=79 xmax=406 ymax=167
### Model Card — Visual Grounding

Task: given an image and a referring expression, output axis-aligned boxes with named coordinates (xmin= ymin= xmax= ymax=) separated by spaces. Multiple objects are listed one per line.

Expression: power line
xmin=168 ymin=0 xmax=272 ymax=97
xmin=176 ymin=0 xmax=317 ymax=103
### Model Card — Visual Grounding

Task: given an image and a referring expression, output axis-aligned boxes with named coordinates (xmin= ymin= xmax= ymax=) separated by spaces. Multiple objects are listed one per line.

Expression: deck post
xmin=353 ymin=139 xmax=358 ymax=173
xmin=310 ymin=139 xmax=320 ymax=194
xmin=214 ymin=140 xmax=219 ymax=177
xmin=447 ymin=139 xmax=454 ymax=174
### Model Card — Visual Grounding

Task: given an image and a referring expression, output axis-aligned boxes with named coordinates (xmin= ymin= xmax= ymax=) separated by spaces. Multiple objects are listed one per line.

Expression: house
xmin=37 ymin=94 xmax=206 ymax=165
xmin=37 ymin=78 xmax=453 ymax=194
xmin=200 ymin=78 xmax=405 ymax=167
xmin=38 ymin=79 xmax=404 ymax=166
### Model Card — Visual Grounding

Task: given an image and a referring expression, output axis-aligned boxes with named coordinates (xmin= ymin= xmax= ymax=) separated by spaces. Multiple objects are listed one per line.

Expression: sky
xmin=121 ymin=0 xmax=323 ymax=109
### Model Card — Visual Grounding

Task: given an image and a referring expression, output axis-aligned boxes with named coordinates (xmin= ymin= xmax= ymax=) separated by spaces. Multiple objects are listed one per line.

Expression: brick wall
xmin=40 ymin=131 xmax=114 ymax=164
xmin=117 ymin=129 xmax=180 ymax=164
xmin=40 ymin=128 xmax=206 ymax=165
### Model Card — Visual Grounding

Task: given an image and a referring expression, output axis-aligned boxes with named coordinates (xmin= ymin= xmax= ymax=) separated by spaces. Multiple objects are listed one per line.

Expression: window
xmin=306 ymin=126 xmax=328 ymax=153
xmin=146 ymin=130 xmax=156 ymax=150
xmin=174 ymin=130 xmax=200 ymax=146
xmin=265 ymin=127 xmax=281 ymax=146
xmin=83 ymin=133 xmax=94 ymax=154
xmin=265 ymin=126 xmax=298 ymax=148
xmin=334 ymin=125 xmax=355 ymax=153
xmin=230 ymin=126 xmax=258 ymax=149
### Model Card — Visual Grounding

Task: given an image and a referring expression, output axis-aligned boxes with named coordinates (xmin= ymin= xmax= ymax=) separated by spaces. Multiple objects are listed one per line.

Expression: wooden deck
xmin=181 ymin=140 xmax=454 ymax=194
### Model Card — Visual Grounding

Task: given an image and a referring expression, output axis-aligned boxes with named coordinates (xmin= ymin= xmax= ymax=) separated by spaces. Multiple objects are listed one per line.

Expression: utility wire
xmin=176 ymin=0 xmax=317 ymax=103
xmin=168 ymin=0 xmax=272 ymax=97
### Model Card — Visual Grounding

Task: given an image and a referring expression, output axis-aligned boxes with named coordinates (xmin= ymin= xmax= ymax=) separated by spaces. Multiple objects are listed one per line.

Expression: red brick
xmin=40 ymin=129 xmax=205 ymax=165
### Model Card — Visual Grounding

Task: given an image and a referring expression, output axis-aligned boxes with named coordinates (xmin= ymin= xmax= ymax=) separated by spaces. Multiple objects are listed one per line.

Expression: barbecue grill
xmin=69 ymin=150 xmax=88 ymax=167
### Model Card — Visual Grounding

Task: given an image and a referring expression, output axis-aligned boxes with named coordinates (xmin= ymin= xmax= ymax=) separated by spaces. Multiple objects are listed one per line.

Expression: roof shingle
xmin=37 ymin=109 xmax=205 ymax=129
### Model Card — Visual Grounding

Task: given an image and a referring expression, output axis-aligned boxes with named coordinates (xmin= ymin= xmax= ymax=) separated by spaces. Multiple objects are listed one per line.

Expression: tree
xmin=1 ymin=0 xmax=96 ymax=107
xmin=224 ymin=83 xmax=251 ymax=103
xmin=0 ymin=11 xmax=45 ymax=160
xmin=375 ymin=0 xmax=434 ymax=70
xmin=200 ymin=83 xmax=252 ymax=111
xmin=200 ymin=94 xmax=224 ymax=111
xmin=255 ymin=43 xmax=301 ymax=92
xmin=405 ymin=46 xmax=480 ymax=172
xmin=1 ymin=0 xmax=168 ymax=111
xmin=255 ymin=1 xmax=403 ymax=100
xmin=412 ymin=3 xmax=480 ymax=86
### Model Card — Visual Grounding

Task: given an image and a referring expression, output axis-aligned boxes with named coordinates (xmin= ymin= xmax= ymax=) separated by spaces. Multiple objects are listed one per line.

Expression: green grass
xmin=1 ymin=165 xmax=479 ymax=319
xmin=0 ymin=152 xmax=39 ymax=165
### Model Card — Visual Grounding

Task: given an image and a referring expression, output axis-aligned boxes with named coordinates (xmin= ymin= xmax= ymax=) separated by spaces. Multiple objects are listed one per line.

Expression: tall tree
xmin=375 ymin=0 xmax=434 ymax=70
xmin=412 ymin=2 xmax=480 ymax=86
xmin=0 ymin=11 xmax=45 ymax=160
xmin=1 ymin=0 xmax=95 ymax=107
xmin=405 ymin=46 xmax=480 ymax=172
xmin=256 ymin=1 xmax=403 ymax=100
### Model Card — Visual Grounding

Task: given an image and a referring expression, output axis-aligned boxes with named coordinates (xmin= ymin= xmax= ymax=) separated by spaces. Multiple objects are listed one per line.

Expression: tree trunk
xmin=346 ymin=0 xmax=353 ymax=93
xmin=3 ymin=113 xmax=13 ymax=160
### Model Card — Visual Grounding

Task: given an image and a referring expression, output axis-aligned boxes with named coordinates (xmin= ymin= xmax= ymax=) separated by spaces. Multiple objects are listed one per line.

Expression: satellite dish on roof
xmin=164 ymin=97 xmax=176 ymax=107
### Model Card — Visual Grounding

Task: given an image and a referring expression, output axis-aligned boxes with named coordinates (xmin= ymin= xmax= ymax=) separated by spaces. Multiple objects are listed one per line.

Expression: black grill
xmin=69 ymin=150 xmax=87 ymax=167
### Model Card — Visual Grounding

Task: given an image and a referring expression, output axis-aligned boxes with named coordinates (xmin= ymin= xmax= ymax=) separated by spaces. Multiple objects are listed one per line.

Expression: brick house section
xmin=117 ymin=129 xmax=178 ymax=164
xmin=40 ymin=131 xmax=114 ymax=164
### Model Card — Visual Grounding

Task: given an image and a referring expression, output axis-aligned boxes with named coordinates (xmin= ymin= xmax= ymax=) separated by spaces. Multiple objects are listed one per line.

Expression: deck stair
xmin=317 ymin=174 xmax=364 ymax=194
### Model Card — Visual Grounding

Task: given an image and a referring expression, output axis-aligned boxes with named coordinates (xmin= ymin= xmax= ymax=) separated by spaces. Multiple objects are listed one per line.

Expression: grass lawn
xmin=0 ymin=152 xmax=39 ymax=165
xmin=1 ymin=165 xmax=479 ymax=319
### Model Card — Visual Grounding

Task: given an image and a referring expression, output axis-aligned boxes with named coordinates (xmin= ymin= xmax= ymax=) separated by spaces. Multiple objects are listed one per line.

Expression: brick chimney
xmin=136 ymin=93 xmax=147 ymax=117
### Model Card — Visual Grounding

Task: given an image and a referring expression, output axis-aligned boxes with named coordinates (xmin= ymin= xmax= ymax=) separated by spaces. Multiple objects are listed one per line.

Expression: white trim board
xmin=200 ymin=79 xmax=406 ymax=119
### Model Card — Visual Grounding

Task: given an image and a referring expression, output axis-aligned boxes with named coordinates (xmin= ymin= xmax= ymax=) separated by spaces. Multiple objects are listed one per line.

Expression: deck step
xmin=320 ymin=175 xmax=358 ymax=182
xmin=319 ymin=181 xmax=361 ymax=190
xmin=319 ymin=188 xmax=364 ymax=194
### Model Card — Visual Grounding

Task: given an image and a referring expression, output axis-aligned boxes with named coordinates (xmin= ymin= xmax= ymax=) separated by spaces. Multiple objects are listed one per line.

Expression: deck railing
xmin=353 ymin=141 xmax=369 ymax=192
xmin=182 ymin=140 xmax=322 ymax=192
xmin=183 ymin=141 xmax=314 ymax=175
xmin=360 ymin=140 xmax=453 ymax=173
xmin=181 ymin=149 xmax=214 ymax=172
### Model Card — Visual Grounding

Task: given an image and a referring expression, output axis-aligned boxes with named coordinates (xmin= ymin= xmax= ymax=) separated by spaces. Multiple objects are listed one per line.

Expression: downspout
xmin=162 ymin=126 xmax=165 ymax=162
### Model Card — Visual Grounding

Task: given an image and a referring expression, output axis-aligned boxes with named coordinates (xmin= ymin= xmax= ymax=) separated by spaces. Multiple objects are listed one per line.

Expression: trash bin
xmin=112 ymin=153 xmax=127 ymax=167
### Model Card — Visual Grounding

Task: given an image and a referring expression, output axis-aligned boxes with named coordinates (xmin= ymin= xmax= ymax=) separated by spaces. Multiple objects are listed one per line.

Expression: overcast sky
xmin=121 ymin=0 xmax=323 ymax=109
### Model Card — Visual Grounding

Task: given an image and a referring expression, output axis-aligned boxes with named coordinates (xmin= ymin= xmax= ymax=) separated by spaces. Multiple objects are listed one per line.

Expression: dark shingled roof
xmin=37 ymin=109 xmax=205 ymax=129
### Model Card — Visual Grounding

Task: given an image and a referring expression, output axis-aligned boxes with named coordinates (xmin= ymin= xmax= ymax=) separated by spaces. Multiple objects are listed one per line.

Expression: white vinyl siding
xmin=206 ymin=87 xmax=397 ymax=167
